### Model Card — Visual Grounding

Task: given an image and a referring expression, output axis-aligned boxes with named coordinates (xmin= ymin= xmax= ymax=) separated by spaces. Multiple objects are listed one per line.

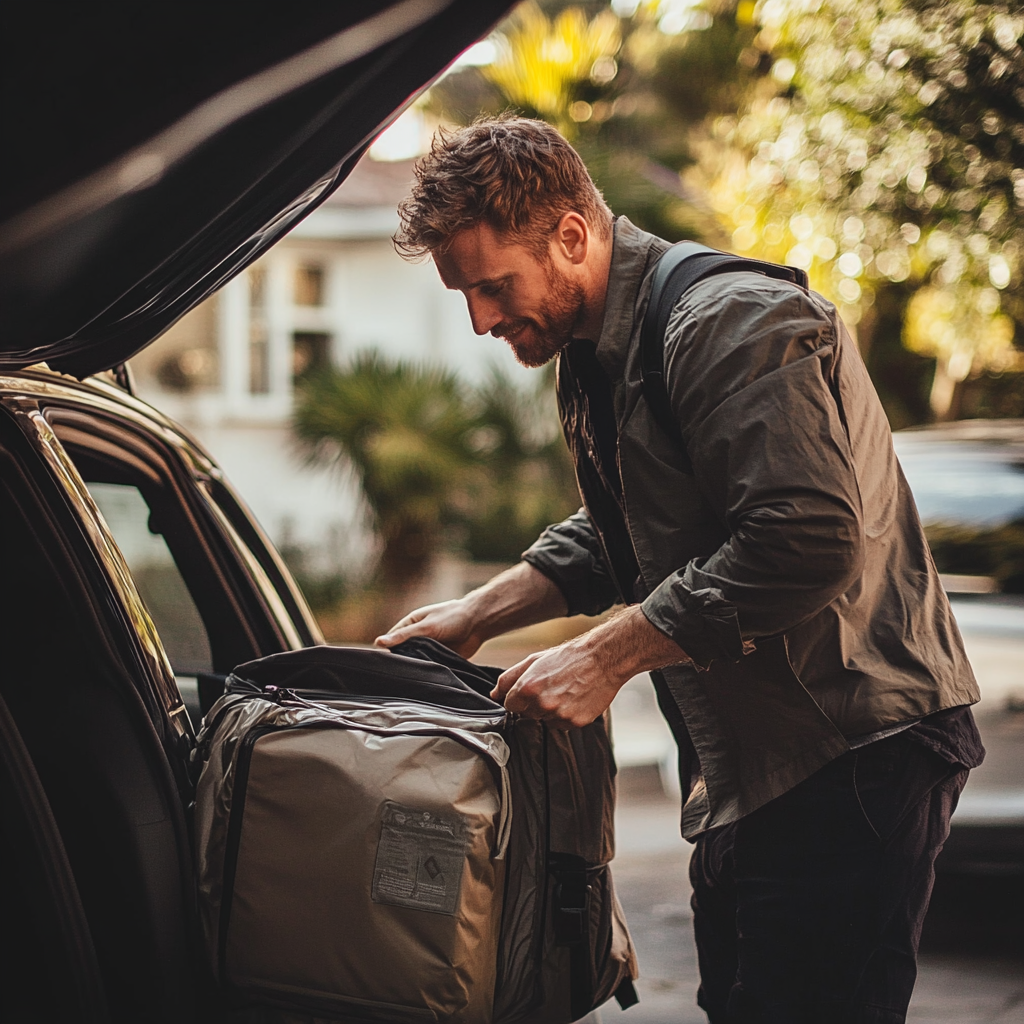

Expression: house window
xmin=248 ymin=265 xmax=270 ymax=394
xmin=249 ymin=334 xmax=270 ymax=394
xmin=293 ymin=332 xmax=331 ymax=383
xmin=294 ymin=264 xmax=325 ymax=306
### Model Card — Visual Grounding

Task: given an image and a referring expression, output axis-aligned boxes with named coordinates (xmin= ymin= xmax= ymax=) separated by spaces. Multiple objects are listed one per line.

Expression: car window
xmin=895 ymin=441 xmax=1024 ymax=527
xmin=87 ymin=482 xmax=213 ymax=676
xmin=895 ymin=437 xmax=1024 ymax=594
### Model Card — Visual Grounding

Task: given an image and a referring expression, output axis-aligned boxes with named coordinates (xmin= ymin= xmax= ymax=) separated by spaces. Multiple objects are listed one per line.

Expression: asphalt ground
xmin=603 ymin=766 xmax=1024 ymax=1024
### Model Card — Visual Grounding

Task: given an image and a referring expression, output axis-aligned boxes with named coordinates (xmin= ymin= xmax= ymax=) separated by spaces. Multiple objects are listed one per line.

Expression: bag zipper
xmin=239 ymin=679 xmax=506 ymax=720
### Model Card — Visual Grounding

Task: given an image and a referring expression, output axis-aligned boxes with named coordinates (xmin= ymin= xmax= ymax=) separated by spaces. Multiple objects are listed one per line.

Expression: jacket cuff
xmin=521 ymin=528 xmax=618 ymax=618
xmin=641 ymin=568 xmax=753 ymax=669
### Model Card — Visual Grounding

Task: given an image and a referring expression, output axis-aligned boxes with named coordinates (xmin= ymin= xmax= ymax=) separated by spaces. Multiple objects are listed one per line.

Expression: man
xmin=377 ymin=115 xmax=983 ymax=1023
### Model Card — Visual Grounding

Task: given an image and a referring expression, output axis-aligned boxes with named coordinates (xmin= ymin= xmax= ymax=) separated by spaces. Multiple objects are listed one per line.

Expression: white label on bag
xmin=371 ymin=802 xmax=468 ymax=915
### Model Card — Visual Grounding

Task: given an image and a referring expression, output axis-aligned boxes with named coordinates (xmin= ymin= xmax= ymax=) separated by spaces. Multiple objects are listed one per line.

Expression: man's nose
xmin=466 ymin=295 xmax=503 ymax=336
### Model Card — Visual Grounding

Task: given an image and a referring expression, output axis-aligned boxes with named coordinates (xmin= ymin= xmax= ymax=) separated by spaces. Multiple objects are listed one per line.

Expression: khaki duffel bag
xmin=193 ymin=642 xmax=637 ymax=1024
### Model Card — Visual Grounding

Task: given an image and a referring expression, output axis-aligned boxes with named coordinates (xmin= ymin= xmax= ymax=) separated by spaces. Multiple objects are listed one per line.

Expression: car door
xmin=0 ymin=394 xmax=196 ymax=1022
xmin=42 ymin=394 xmax=324 ymax=726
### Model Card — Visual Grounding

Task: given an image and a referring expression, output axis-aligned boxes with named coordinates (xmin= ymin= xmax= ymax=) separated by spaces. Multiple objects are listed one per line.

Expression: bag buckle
xmin=549 ymin=853 xmax=590 ymax=946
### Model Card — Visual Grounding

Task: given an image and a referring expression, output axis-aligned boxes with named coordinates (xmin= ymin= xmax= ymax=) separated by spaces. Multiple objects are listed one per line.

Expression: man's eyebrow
xmin=465 ymin=274 xmax=512 ymax=290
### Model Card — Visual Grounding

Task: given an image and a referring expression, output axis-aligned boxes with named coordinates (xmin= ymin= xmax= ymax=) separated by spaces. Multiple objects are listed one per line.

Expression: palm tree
xmin=294 ymin=352 xmax=481 ymax=588
xmin=465 ymin=365 xmax=579 ymax=563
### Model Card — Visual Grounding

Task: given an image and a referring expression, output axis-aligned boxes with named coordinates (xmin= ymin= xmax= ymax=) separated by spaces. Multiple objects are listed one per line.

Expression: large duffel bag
xmin=192 ymin=640 xmax=638 ymax=1024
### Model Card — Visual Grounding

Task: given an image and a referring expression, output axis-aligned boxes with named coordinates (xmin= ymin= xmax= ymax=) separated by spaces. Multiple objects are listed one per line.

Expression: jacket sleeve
xmin=640 ymin=275 xmax=866 ymax=669
xmin=522 ymin=508 xmax=621 ymax=617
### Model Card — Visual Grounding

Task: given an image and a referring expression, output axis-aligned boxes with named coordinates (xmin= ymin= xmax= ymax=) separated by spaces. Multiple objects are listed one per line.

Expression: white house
xmin=129 ymin=152 xmax=534 ymax=582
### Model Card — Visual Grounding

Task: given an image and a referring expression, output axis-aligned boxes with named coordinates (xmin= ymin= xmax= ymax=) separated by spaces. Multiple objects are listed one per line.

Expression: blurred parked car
xmin=0 ymin=5 xmax=511 ymax=1021
xmin=894 ymin=421 xmax=1024 ymax=875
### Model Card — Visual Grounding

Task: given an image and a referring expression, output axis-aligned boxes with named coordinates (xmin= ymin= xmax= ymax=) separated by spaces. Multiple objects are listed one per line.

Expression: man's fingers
xmin=374 ymin=609 xmax=431 ymax=647
xmin=491 ymin=653 xmax=540 ymax=703
xmin=374 ymin=622 xmax=424 ymax=647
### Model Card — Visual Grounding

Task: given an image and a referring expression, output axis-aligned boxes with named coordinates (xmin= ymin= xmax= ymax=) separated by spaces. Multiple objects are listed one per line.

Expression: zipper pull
xmin=263 ymin=685 xmax=309 ymax=707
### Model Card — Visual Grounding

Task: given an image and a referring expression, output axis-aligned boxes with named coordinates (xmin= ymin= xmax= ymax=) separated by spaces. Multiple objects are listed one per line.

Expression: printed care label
xmin=371 ymin=801 xmax=468 ymax=916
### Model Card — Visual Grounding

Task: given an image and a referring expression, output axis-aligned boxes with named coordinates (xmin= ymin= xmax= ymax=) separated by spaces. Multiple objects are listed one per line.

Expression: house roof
xmin=323 ymin=154 xmax=417 ymax=209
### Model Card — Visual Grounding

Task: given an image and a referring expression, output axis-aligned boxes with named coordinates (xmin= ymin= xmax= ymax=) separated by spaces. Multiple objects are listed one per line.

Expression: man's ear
xmin=554 ymin=212 xmax=589 ymax=264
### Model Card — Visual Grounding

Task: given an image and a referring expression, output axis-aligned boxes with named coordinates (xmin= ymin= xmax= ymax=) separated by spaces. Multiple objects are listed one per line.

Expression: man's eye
xmin=482 ymin=283 xmax=505 ymax=297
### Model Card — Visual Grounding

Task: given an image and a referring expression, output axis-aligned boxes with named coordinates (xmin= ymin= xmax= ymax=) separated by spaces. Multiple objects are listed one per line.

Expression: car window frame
xmin=42 ymin=403 xmax=318 ymax=665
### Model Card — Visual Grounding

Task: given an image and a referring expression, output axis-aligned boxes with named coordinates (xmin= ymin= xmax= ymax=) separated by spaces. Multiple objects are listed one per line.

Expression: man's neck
xmin=574 ymin=229 xmax=613 ymax=342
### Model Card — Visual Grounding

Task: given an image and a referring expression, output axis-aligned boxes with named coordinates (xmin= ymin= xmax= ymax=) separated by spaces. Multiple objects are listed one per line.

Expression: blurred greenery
xmin=463 ymin=364 xmax=579 ymax=562
xmin=430 ymin=0 xmax=1024 ymax=421
xmin=294 ymin=353 xmax=577 ymax=587
xmin=294 ymin=352 xmax=482 ymax=587
xmin=696 ymin=0 xmax=1024 ymax=418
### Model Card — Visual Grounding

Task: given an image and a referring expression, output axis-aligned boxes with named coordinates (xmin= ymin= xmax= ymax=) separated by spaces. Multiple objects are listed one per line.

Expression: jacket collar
xmin=593 ymin=216 xmax=671 ymax=383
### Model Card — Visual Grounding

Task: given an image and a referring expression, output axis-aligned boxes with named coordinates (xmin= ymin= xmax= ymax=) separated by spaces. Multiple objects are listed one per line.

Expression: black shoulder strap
xmin=639 ymin=242 xmax=809 ymax=458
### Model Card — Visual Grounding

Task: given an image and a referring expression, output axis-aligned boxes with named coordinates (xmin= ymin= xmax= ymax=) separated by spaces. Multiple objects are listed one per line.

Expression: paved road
xmin=605 ymin=769 xmax=1024 ymax=1024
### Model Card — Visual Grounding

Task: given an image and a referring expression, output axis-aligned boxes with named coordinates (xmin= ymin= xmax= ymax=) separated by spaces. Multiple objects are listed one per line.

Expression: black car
xmin=0 ymin=6 xmax=511 ymax=1021
xmin=894 ymin=422 xmax=1024 ymax=875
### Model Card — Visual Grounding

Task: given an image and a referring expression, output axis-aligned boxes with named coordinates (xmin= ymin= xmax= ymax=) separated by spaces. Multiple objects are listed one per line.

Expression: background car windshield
xmin=894 ymin=439 xmax=1024 ymax=527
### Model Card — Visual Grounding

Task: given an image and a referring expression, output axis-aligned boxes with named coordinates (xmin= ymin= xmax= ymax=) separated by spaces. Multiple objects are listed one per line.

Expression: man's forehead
xmin=434 ymin=223 xmax=532 ymax=288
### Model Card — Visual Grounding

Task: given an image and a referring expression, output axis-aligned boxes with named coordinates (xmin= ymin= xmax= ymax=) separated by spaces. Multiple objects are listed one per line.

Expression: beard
xmin=493 ymin=262 xmax=587 ymax=368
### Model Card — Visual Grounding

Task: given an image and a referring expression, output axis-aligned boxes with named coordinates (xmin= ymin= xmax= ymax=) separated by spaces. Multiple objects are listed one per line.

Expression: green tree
xmin=430 ymin=0 xmax=760 ymax=242
xmin=294 ymin=355 xmax=579 ymax=589
xmin=692 ymin=0 xmax=1024 ymax=419
xmin=294 ymin=352 xmax=481 ymax=587
xmin=464 ymin=365 xmax=579 ymax=562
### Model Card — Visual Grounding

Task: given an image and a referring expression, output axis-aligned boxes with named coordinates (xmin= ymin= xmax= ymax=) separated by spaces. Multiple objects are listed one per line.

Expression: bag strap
xmin=639 ymin=242 xmax=809 ymax=461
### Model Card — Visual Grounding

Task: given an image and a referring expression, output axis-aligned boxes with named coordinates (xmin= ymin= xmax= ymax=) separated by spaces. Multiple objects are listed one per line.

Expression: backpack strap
xmin=639 ymin=242 xmax=809 ymax=462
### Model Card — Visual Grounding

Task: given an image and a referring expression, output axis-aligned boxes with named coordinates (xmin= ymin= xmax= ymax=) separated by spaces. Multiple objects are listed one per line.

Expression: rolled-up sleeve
xmin=640 ymin=277 xmax=866 ymax=669
xmin=522 ymin=508 xmax=621 ymax=617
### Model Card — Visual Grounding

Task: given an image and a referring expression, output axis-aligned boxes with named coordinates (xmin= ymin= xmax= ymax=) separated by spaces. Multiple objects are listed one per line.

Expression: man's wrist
xmin=585 ymin=604 xmax=690 ymax=684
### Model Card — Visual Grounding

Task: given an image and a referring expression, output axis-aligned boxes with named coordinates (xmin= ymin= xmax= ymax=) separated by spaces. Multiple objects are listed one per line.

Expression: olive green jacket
xmin=523 ymin=217 xmax=979 ymax=838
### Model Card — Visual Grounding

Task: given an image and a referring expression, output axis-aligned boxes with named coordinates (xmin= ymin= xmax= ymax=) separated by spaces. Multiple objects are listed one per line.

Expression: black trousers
xmin=689 ymin=734 xmax=968 ymax=1024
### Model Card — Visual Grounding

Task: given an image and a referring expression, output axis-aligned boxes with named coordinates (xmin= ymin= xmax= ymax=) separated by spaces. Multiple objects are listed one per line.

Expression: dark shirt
xmin=905 ymin=705 xmax=984 ymax=769
xmin=566 ymin=334 xmax=986 ymax=773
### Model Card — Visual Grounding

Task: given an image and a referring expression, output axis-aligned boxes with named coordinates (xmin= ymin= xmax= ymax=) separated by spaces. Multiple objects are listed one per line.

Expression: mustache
xmin=491 ymin=320 xmax=530 ymax=340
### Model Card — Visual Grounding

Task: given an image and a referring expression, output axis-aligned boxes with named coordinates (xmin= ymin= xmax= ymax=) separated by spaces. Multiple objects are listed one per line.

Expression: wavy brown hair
xmin=394 ymin=114 xmax=612 ymax=259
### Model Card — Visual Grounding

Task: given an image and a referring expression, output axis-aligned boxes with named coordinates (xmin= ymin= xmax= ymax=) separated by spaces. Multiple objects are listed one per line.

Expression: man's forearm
xmin=584 ymin=604 xmax=691 ymax=681
xmin=462 ymin=562 xmax=569 ymax=645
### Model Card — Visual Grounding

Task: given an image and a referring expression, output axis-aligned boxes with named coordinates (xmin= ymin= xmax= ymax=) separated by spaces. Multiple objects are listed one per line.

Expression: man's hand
xmin=493 ymin=640 xmax=622 ymax=728
xmin=375 ymin=562 xmax=568 ymax=658
xmin=375 ymin=599 xmax=483 ymax=659
xmin=491 ymin=605 xmax=690 ymax=728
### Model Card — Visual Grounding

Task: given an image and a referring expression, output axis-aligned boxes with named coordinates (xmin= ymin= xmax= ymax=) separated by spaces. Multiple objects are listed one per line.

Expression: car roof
xmin=894 ymin=419 xmax=1024 ymax=447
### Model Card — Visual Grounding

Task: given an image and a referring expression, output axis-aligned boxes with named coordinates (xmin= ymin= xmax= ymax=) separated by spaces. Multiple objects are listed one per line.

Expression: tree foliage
xmin=430 ymin=0 xmax=757 ymax=241
xmin=293 ymin=354 xmax=577 ymax=585
xmin=462 ymin=365 xmax=578 ymax=563
xmin=693 ymin=0 xmax=1024 ymax=416
xmin=294 ymin=353 xmax=481 ymax=585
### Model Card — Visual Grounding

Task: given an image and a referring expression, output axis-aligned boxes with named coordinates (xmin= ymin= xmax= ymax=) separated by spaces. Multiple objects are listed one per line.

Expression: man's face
xmin=434 ymin=221 xmax=587 ymax=368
